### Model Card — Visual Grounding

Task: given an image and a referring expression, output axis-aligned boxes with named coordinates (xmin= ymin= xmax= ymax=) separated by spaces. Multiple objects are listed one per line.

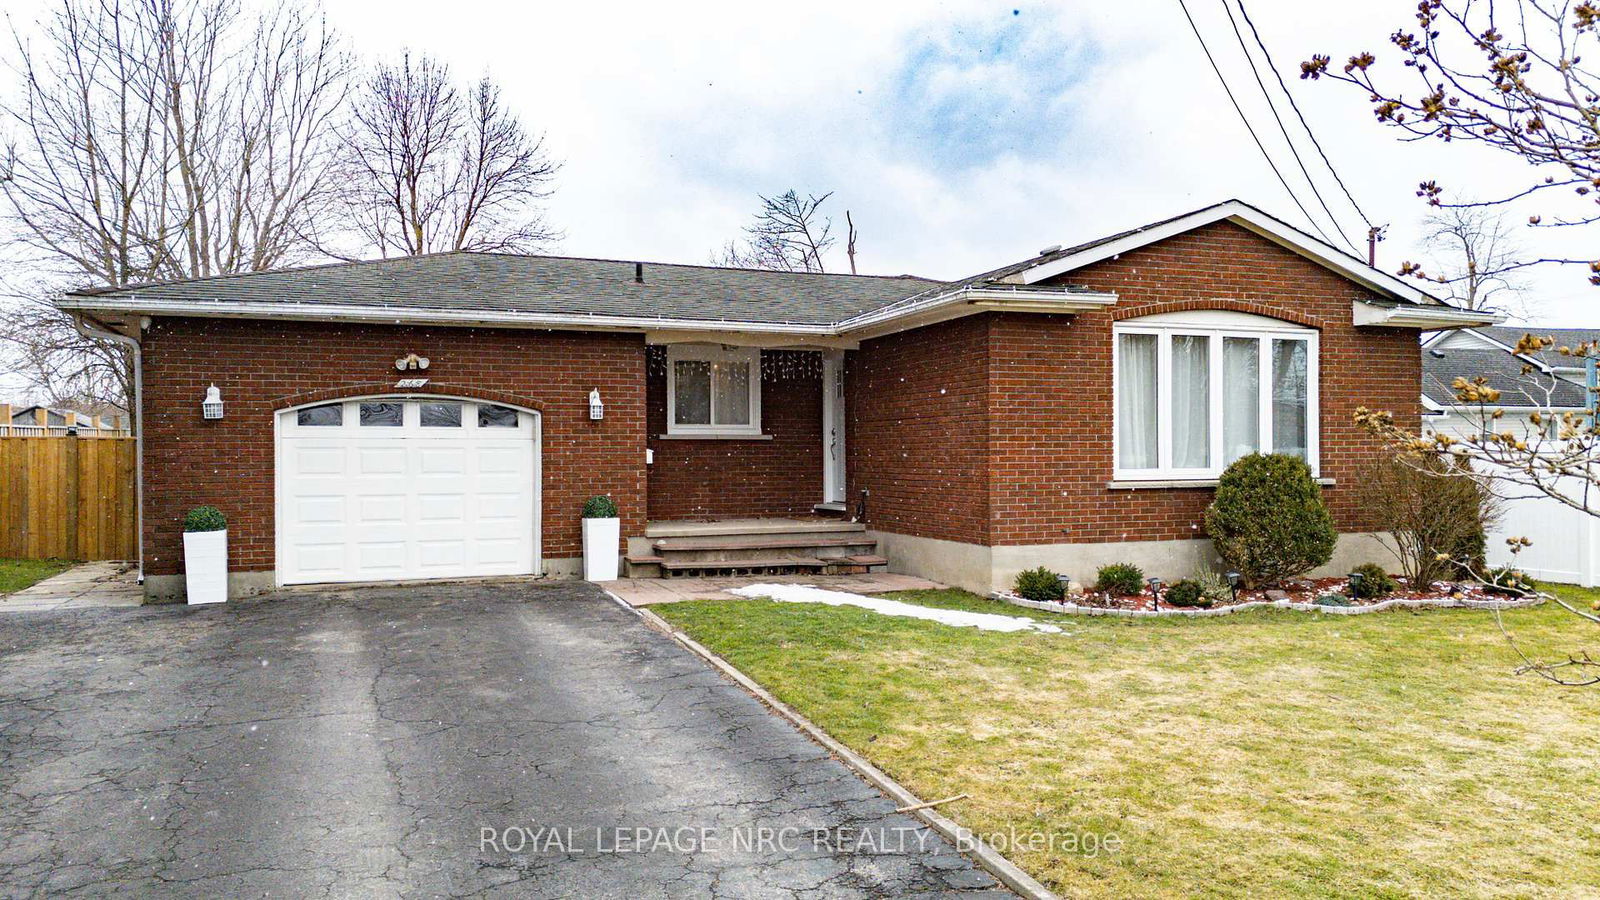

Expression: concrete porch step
xmin=660 ymin=556 xmax=830 ymax=577
xmin=645 ymin=518 xmax=865 ymax=539
xmin=652 ymin=535 xmax=877 ymax=553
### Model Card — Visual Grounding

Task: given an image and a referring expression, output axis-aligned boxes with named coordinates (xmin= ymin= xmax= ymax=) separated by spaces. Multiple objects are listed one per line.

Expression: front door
xmin=821 ymin=351 xmax=847 ymax=503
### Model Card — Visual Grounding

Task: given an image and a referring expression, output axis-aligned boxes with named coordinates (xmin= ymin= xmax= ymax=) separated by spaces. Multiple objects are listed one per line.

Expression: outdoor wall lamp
xmin=589 ymin=388 xmax=604 ymax=421
xmin=201 ymin=384 xmax=224 ymax=420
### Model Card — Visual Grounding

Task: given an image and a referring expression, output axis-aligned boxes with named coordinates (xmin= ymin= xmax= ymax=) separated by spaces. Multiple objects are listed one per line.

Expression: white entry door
xmin=276 ymin=398 xmax=539 ymax=585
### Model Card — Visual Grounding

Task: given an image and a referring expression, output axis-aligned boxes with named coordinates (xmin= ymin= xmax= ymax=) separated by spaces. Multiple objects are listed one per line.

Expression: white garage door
xmin=276 ymin=398 xmax=539 ymax=585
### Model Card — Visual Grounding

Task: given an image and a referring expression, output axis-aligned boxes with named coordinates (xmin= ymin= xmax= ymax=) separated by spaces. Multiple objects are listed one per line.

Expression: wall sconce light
xmin=201 ymin=384 xmax=224 ymax=420
xmin=589 ymin=388 xmax=604 ymax=420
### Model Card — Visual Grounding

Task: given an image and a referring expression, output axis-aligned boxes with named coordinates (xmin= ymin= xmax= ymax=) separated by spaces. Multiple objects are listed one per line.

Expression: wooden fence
xmin=0 ymin=436 xmax=136 ymax=560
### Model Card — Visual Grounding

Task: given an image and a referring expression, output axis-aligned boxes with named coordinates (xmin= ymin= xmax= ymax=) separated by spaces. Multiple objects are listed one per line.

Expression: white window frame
xmin=665 ymin=344 xmax=763 ymax=437
xmin=1112 ymin=311 xmax=1320 ymax=481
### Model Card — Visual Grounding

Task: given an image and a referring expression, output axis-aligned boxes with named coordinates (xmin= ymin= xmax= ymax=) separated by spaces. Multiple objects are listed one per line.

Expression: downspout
xmin=74 ymin=313 xmax=144 ymax=586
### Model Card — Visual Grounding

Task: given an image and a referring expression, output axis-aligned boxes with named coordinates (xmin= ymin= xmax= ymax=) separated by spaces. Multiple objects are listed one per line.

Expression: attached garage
xmin=275 ymin=397 xmax=540 ymax=586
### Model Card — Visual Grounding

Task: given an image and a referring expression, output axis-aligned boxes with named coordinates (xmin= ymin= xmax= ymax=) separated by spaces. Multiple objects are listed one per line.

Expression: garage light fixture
xmin=589 ymin=388 xmax=604 ymax=420
xmin=201 ymin=384 xmax=224 ymax=420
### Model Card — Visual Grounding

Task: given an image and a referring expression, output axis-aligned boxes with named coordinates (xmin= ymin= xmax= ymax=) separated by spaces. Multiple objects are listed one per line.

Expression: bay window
xmin=666 ymin=345 xmax=762 ymax=436
xmin=1114 ymin=312 xmax=1318 ymax=480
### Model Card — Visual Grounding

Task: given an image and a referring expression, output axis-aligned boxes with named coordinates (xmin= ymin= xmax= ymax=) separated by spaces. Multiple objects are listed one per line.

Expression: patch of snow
xmin=728 ymin=583 xmax=1063 ymax=634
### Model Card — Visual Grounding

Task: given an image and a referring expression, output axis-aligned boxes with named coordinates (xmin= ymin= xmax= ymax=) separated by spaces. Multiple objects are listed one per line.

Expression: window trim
xmin=665 ymin=345 xmax=763 ymax=437
xmin=1112 ymin=315 xmax=1319 ymax=481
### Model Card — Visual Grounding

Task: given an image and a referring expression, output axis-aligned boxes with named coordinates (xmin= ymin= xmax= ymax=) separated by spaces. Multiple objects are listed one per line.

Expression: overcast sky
xmin=4 ymin=0 xmax=1596 ymax=402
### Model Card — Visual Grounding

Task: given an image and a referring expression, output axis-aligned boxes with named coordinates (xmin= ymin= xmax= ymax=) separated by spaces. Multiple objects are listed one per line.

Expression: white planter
xmin=183 ymin=529 xmax=228 ymax=604
xmin=582 ymin=517 xmax=621 ymax=582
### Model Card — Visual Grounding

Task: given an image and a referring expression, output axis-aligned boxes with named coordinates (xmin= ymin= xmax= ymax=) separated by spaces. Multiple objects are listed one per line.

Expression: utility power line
xmin=1234 ymin=0 xmax=1375 ymax=231
xmin=1215 ymin=0 xmax=1360 ymax=253
xmin=1173 ymin=0 xmax=1342 ymax=250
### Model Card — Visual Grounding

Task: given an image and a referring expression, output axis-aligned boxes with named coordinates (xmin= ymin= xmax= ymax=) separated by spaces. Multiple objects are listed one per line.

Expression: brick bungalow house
xmin=58 ymin=201 xmax=1497 ymax=601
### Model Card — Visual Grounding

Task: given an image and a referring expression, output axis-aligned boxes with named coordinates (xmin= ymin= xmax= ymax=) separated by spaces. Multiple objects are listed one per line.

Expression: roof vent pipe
xmin=635 ymin=262 xmax=644 ymax=283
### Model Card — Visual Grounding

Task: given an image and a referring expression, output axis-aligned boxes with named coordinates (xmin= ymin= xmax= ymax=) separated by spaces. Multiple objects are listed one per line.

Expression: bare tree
xmin=715 ymin=190 xmax=836 ymax=272
xmin=1408 ymin=204 xmax=1533 ymax=317
xmin=339 ymin=51 xmax=558 ymax=256
xmin=1303 ymin=2 xmax=1600 ymax=683
xmin=0 ymin=0 xmax=350 ymax=419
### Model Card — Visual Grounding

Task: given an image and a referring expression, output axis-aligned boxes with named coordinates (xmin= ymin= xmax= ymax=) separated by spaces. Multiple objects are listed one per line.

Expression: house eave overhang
xmin=58 ymin=285 xmax=1120 ymax=344
xmin=1353 ymin=302 xmax=1503 ymax=330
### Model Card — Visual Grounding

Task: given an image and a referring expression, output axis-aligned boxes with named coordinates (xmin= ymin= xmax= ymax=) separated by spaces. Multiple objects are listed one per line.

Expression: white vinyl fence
xmin=1486 ymin=473 xmax=1600 ymax=587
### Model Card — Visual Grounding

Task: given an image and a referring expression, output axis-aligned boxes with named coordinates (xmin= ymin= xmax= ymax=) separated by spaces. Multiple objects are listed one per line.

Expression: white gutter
xmin=59 ymin=285 xmax=1123 ymax=339
xmin=1353 ymin=301 xmax=1503 ymax=329
xmin=74 ymin=315 xmax=143 ymax=586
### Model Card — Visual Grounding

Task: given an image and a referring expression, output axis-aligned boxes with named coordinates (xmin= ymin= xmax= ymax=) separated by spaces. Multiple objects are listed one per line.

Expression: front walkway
xmin=0 ymin=561 xmax=141 ymax=611
xmin=606 ymin=572 xmax=944 ymax=606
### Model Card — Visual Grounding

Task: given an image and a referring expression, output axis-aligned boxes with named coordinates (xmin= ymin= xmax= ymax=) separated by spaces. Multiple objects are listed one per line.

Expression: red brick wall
xmin=646 ymin=349 xmax=823 ymax=520
xmin=989 ymin=220 xmax=1419 ymax=545
xmin=139 ymin=317 xmax=646 ymax=577
xmin=846 ymin=316 xmax=992 ymax=544
xmin=852 ymin=220 xmax=1421 ymax=548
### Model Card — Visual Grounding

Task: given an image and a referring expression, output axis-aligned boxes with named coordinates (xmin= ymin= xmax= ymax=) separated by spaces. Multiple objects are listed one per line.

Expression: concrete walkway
xmin=0 ymin=561 xmax=141 ymax=611
xmin=606 ymin=572 xmax=945 ymax=606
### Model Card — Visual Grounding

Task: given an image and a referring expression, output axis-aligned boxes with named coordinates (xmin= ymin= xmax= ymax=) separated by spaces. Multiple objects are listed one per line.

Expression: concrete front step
xmin=627 ymin=554 xmax=889 ymax=578
xmin=645 ymin=518 xmax=866 ymax=539
xmin=652 ymin=536 xmax=878 ymax=563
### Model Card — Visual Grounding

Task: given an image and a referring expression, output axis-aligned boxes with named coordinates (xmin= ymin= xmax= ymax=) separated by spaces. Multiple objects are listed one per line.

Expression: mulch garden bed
xmin=995 ymin=576 xmax=1542 ymax=618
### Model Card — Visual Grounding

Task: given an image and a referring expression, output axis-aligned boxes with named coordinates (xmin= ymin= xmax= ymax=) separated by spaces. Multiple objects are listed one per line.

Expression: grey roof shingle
xmin=1477 ymin=326 xmax=1600 ymax=367
xmin=1422 ymin=346 xmax=1587 ymax=408
xmin=68 ymin=252 xmax=940 ymax=327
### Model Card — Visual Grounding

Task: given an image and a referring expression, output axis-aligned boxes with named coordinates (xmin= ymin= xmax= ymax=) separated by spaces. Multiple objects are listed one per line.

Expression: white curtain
xmin=1272 ymin=339 xmax=1308 ymax=458
xmin=1171 ymin=335 xmax=1210 ymax=469
xmin=1118 ymin=333 xmax=1158 ymax=469
xmin=713 ymin=360 xmax=752 ymax=425
xmin=1222 ymin=337 xmax=1259 ymax=463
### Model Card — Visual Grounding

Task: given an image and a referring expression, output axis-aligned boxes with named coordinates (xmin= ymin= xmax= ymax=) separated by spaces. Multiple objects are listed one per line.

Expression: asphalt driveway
xmin=0 ymin=580 xmax=1001 ymax=897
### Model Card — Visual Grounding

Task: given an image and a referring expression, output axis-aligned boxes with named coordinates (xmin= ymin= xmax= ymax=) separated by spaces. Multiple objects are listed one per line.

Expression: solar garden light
xmin=1147 ymin=577 xmax=1163 ymax=606
xmin=1056 ymin=573 xmax=1072 ymax=596
xmin=1347 ymin=571 xmax=1364 ymax=601
xmin=1225 ymin=571 xmax=1242 ymax=603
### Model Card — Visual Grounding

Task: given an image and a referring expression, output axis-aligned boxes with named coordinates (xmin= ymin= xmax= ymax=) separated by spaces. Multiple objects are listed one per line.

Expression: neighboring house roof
xmin=7 ymin=405 xmax=124 ymax=428
xmin=1422 ymin=346 xmax=1588 ymax=410
xmin=1475 ymin=325 xmax=1600 ymax=369
xmin=58 ymin=199 xmax=1500 ymax=338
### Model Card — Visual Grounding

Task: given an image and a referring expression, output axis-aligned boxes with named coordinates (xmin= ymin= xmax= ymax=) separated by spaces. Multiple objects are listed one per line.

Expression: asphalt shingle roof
xmin=68 ymin=252 xmax=940 ymax=327
xmin=1422 ymin=346 xmax=1587 ymax=408
xmin=1477 ymin=326 xmax=1600 ymax=367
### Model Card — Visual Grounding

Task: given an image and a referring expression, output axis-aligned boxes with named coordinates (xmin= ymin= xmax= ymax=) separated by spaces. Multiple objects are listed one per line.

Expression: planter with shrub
xmin=581 ymin=496 xmax=621 ymax=582
xmin=1204 ymin=454 xmax=1336 ymax=589
xmin=182 ymin=506 xmax=228 ymax=605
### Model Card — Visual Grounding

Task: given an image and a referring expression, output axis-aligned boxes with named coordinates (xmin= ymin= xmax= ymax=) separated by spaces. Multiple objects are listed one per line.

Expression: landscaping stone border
xmin=993 ymin=591 xmax=1544 ymax=618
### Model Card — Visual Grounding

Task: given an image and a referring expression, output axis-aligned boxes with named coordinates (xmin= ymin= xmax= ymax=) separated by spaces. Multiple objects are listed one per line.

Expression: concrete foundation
xmin=871 ymin=529 xmax=1399 ymax=594
xmin=144 ymin=557 xmax=586 ymax=603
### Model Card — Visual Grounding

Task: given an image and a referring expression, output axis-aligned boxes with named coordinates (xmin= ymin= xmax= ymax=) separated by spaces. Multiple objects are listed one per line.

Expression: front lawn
xmin=0 ymin=558 xmax=73 ymax=595
xmin=656 ymin=586 xmax=1600 ymax=898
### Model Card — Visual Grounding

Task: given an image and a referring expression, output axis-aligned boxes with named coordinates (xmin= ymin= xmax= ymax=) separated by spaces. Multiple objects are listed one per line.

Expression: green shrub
xmin=182 ymin=506 xmax=226 ymax=532
xmin=582 ymin=495 xmax=618 ymax=518
xmin=1195 ymin=570 xmax=1234 ymax=606
xmin=1348 ymin=563 xmax=1397 ymax=599
xmin=1095 ymin=562 xmax=1145 ymax=596
xmin=1164 ymin=579 xmax=1209 ymax=608
xmin=1204 ymin=454 xmax=1336 ymax=588
xmin=1360 ymin=453 xmax=1497 ymax=586
xmin=1484 ymin=566 xmax=1538 ymax=596
xmin=1314 ymin=593 xmax=1352 ymax=607
xmin=1013 ymin=567 xmax=1065 ymax=603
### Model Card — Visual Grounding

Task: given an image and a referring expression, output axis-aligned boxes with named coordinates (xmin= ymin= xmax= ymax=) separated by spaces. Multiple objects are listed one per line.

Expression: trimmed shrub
xmin=182 ymin=506 xmax=226 ymax=532
xmin=1348 ymin=563 xmax=1397 ymax=599
xmin=582 ymin=495 xmax=618 ymax=518
xmin=1314 ymin=593 xmax=1352 ymax=607
xmin=1013 ymin=567 xmax=1065 ymax=603
xmin=1204 ymin=454 xmax=1336 ymax=588
xmin=1164 ymin=579 xmax=1209 ymax=608
xmin=1095 ymin=562 xmax=1145 ymax=596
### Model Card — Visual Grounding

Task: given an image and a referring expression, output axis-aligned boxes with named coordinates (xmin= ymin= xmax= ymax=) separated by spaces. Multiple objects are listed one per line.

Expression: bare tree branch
xmin=714 ymin=189 xmax=836 ymax=272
